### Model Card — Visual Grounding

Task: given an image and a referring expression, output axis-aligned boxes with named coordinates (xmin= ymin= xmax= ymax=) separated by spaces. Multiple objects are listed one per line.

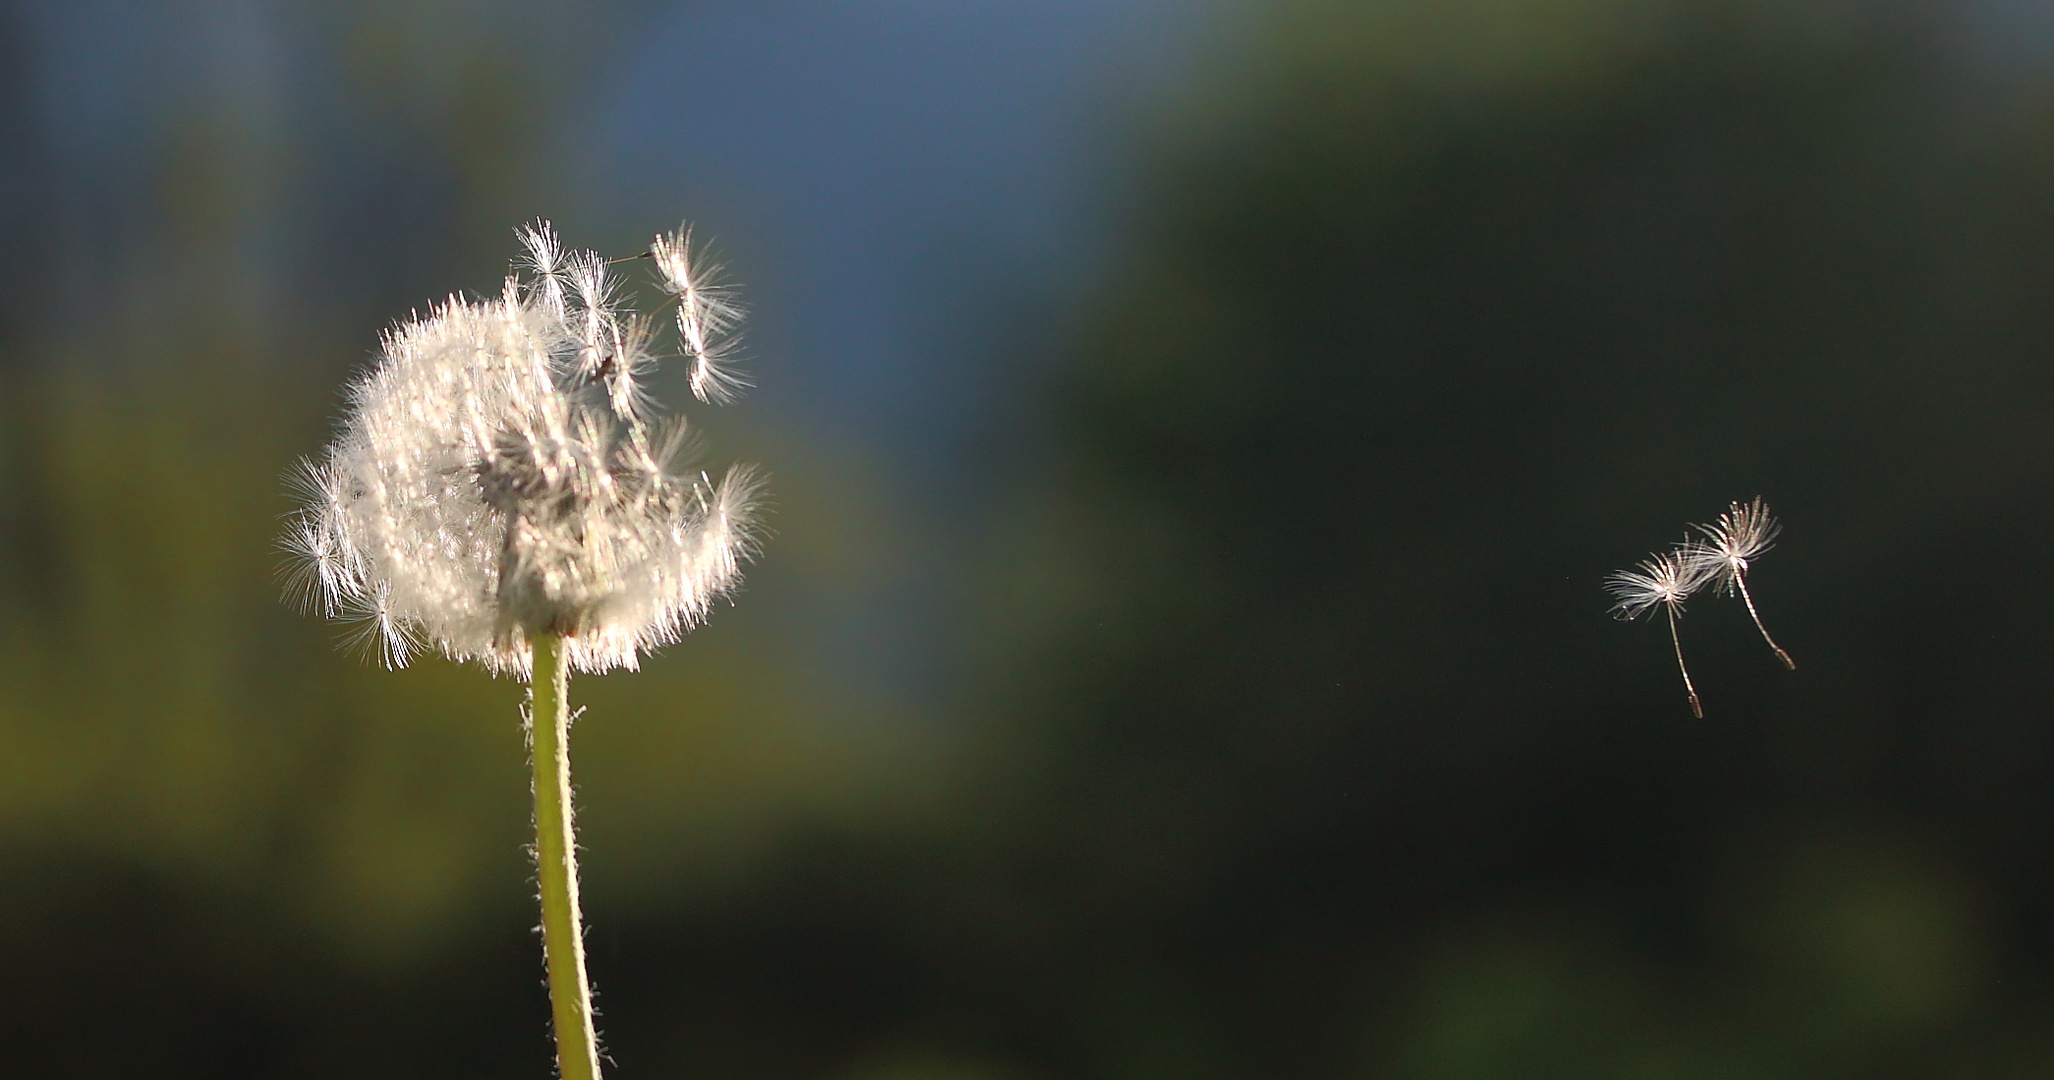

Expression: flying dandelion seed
xmin=1686 ymin=497 xmax=1795 ymax=670
xmin=1608 ymin=548 xmax=1716 ymax=718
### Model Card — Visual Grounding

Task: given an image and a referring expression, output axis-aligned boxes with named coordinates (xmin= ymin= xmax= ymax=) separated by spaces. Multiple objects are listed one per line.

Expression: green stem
xmin=530 ymin=632 xmax=601 ymax=1080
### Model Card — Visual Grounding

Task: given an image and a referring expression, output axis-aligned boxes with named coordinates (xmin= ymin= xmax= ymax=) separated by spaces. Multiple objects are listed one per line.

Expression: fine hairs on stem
xmin=280 ymin=222 xmax=763 ymax=1078
xmin=530 ymin=633 xmax=598 ymax=1080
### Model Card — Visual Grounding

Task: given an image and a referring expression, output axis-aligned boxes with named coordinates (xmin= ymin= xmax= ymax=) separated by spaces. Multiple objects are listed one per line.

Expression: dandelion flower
xmin=281 ymin=221 xmax=763 ymax=1080
xmin=284 ymin=221 xmax=761 ymax=677
xmin=1686 ymin=497 xmax=1795 ymax=670
xmin=1607 ymin=548 xmax=1715 ymax=718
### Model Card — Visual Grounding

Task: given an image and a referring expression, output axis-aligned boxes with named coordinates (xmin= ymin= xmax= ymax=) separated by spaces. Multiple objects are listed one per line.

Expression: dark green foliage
xmin=983 ymin=2 xmax=2054 ymax=1075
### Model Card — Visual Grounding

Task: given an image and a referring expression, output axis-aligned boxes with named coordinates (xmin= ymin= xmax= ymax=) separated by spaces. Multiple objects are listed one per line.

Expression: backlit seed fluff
xmin=1604 ymin=548 xmax=1713 ymax=621
xmin=1686 ymin=497 xmax=1796 ymax=669
xmin=282 ymin=221 xmax=763 ymax=676
xmin=1606 ymin=546 xmax=1716 ymax=718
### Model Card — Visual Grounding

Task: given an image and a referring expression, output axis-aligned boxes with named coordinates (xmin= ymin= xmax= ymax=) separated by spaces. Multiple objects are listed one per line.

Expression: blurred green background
xmin=7 ymin=0 xmax=2054 ymax=1076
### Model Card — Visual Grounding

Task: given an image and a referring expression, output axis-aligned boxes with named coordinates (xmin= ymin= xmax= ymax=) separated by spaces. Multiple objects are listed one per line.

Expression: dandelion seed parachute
xmin=1685 ymin=497 xmax=1778 ymax=592
xmin=281 ymin=221 xmax=762 ymax=676
xmin=650 ymin=226 xmax=750 ymax=406
xmin=1606 ymin=548 xmax=1710 ymax=621
xmin=1685 ymin=497 xmax=1795 ymax=669
xmin=1606 ymin=547 xmax=1714 ymax=718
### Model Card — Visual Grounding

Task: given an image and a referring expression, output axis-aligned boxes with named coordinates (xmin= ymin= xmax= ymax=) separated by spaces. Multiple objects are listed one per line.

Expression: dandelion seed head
xmin=282 ymin=221 xmax=764 ymax=677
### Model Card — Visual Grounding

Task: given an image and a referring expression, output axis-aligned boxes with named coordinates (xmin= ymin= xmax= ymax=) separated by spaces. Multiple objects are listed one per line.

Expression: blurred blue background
xmin=9 ymin=0 xmax=2054 ymax=1077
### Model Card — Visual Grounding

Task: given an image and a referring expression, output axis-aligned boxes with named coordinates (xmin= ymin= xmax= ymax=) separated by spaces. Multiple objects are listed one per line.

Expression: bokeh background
xmin=6 ymin=0 xmax=2054 ymax=1076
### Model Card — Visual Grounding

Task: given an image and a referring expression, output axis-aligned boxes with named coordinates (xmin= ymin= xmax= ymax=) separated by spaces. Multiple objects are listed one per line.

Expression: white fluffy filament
xmin=283 ymin=221 xmax=763 ymax=676
xmin=1686 ymin=497 xmax=1796 ymax=670
xmin=1607 ymin=547 xmax=1714 ymax=718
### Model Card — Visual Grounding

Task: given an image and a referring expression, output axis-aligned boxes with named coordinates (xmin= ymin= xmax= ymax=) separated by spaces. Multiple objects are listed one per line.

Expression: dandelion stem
xmin=1667 ymin=606 xmax=1703 ymax=718
xmin=530 ymin=632 xmax=601 ymax=1080
xmin=1733 ymin=573 xmax=1795 ymax=670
